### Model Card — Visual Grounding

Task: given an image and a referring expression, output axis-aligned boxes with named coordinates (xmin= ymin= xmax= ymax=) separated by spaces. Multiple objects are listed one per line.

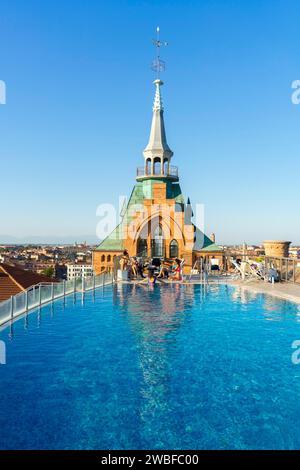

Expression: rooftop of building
xmin=0 ymin=263 xmax=58 ymax=302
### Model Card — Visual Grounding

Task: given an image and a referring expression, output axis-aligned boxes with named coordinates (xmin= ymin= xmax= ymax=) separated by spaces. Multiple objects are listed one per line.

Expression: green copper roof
xmin=193 ymin=228 xmax=222 ymax=252
xmin=198 ymin=242 xmax=222 ymax=253
xmin=95 ymin=223 xmax=124 ymax=251
xmin=95 ymin=181 xmax=221 ymax=253
xmin=95 ymin=185 xmax=144 ymax=251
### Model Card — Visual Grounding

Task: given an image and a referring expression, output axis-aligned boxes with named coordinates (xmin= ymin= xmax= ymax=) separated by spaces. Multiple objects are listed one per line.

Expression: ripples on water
xmin=0 ymin=284 xmax=300 ymax=449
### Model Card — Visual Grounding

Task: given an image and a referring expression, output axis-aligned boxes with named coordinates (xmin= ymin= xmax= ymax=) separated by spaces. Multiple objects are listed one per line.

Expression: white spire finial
xmin=153 ymin=79 xmax=163 ymax=111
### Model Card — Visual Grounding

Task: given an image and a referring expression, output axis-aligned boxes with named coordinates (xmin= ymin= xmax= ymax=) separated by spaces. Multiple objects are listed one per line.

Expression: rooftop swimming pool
xmin=0 ymin=283 xmax=300 ymax=450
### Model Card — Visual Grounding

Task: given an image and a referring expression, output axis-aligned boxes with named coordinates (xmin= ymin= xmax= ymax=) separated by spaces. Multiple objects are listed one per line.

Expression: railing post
xmin=82 ymin=276 xmax=85 ymax=292
xmin=39 ymin=285 xmax=42 ymax=307
xmin=63 ymin=280 xmax=66 ymax=297
xmin=73 ymin=277 xmax=76 ymax=293
xmin=102 ymin=273 xmax=105 ymax=287
xmin=51 ymin=283 xmax=54 ymax=300
xmin=93 ymin=275 xmax=96 ymax=290
xmin=10 ymin=295 xmax=13 ymax=320
xmin=264 ymin=257 xmax=268 ymax=282
xmin=293 ymin=260 xmax=296 ymax=284
xmin=25 ymin=289 xmax=28 ymax=313
xmin=200 ymin=258 xmax=203 ymax=283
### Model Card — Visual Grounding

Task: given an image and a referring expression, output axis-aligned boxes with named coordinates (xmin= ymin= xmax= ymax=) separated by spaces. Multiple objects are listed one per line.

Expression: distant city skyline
xmin=1 ymin=1 xmax=300 ymax=244
xmin=0 ymin=235 xmax=99 ymax=245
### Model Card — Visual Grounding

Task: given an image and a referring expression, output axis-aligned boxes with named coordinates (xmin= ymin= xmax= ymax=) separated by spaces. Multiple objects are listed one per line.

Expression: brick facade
xmin=93 ymin=180 xmax=223 ymax=275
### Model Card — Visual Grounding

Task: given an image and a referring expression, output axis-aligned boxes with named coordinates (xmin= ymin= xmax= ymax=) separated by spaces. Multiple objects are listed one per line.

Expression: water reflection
xmin=262 ymin=296 xmax=300 ymax=322
xmin=231 ymin=286 xmax=300 ymax=322
xmin=231 ymin=286 xmax=259 ymax=305
xmin=24 ymin=313 xmax=28 ymax=331
xmin=113 ymin=283 xmax=195 ymax=441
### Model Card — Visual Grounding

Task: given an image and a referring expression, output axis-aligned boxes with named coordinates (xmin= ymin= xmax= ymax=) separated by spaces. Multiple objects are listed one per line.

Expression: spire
xmin=143 ymin=79 xmax=173 ymax=160
xmin=184 ymin=197 xmax=194 ymax=225
xmin=153 ymin=79 xmax=164 ymax=111
xmin=136 ymin=27 xmax=178 ymax=182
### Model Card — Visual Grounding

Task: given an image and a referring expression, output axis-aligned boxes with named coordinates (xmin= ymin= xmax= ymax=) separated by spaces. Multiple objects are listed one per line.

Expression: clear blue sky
xmin=1 ymin=0 xmax=300 ymax=245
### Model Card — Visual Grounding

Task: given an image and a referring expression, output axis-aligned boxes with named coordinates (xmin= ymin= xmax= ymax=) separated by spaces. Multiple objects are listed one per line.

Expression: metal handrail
xmin=224 ymin=253 xmax=300 ymax=284
xmin=136 ymin=165 xmax=178 ymax=178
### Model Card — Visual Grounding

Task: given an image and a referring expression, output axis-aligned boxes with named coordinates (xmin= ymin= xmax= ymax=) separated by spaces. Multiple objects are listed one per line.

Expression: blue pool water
xmin=0 ymin=283 xmax=300 ymax=450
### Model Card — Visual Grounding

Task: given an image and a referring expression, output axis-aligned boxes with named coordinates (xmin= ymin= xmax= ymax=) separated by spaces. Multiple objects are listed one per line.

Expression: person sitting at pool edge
xmin=130 ymin=257 xmax=138 ymax=278
xmin=120 ymin=250 xmax=129 ymax=271
xmin=157 ymin=261 xmax=171 ymax=279
xmin=170 ymin=258 xmax=182 ymax=281
xmin=137 ymin=258 xmax=146 ymax=278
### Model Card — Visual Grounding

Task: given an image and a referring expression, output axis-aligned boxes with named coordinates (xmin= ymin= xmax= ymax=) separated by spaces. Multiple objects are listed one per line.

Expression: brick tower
xmin=93 ymin=77 xmax=223 ymax=275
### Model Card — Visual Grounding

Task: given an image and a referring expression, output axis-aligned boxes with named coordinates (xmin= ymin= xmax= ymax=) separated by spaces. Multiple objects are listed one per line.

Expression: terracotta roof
xmin=0 ymin=271 xmax=21 ymax=301
xmin=0 ymin=263 xmax=58 ymax=302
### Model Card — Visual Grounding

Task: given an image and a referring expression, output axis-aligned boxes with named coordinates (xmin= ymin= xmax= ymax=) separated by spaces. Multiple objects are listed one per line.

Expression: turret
xmin=136 ymin=79 xmax=178 ymax=181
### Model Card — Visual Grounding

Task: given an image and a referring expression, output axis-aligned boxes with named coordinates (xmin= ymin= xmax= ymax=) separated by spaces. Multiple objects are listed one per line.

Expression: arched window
xmin=164 ymin=159 xmax=169 ymax=175
xmin=169 ymin=239 xmax=179 ymax=258
xmin=146 ymin=159 xmax=151 ymax=175
xmin=151 ymin=224 xmax=165 ymax=258
xmin=153 ymin=157 xmax=161 ymax=175
xmin=137 ymin=238 xmax=148 ymax=258
xmin=101 ymin=254 xmax=105 ymax=262
xmin=107 ymin=255 xmax=111 ymax=262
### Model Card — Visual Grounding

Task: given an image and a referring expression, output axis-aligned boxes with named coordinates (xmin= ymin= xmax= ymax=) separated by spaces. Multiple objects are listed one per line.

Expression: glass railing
xmin=0 ymin=298 xmax=12 ymax=326
xmin=0 ymin=271 xmax=114 ymax=327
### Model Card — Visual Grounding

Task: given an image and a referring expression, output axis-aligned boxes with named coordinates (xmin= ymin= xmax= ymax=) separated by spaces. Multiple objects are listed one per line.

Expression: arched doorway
xmin=137 ymin=238 xmax=148 ymax=258
xmin=151 ymin=224 xmax=165 ymax=258
xmin=169 ymin=239 xmax=179 ymax=258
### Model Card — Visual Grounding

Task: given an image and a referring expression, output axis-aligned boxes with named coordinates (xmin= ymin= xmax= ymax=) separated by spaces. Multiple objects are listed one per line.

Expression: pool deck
xmin=121 ymin=276 xmax=300 ymax=305
xmin=227 ymin=279 xmax=300 ymax=305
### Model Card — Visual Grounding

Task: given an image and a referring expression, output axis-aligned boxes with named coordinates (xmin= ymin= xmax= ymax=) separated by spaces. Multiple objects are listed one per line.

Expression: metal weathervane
xmin=151 ymin=26 xmax=168 ymax=79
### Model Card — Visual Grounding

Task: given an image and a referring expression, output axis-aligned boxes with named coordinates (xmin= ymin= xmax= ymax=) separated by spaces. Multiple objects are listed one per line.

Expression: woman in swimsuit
xmin=171 ymin=258 xmax=182 ymax=281
xmin=147 ymin=270 xmax=156 ymax=285
xmin=138 ymin=268 xmax=159 ymax=286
